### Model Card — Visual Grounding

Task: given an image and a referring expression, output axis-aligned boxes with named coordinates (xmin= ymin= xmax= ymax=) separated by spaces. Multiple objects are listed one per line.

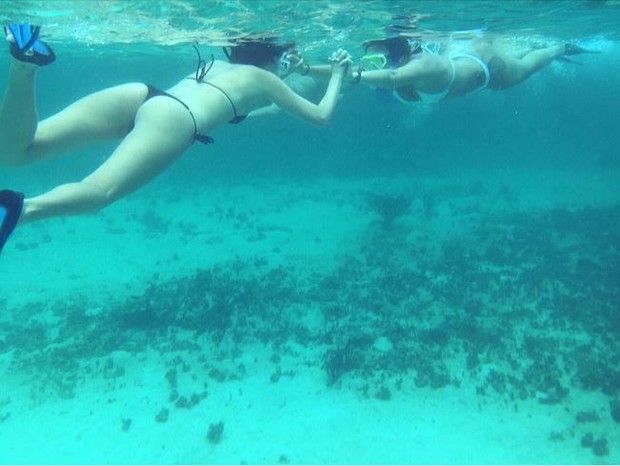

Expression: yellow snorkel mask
xmin=360 ymin=53 xmax=387 ymax=70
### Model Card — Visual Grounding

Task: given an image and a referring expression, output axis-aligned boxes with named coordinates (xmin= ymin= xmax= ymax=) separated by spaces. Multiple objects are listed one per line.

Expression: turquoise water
xmin=1 ymin=1 xmax=619 ymax=464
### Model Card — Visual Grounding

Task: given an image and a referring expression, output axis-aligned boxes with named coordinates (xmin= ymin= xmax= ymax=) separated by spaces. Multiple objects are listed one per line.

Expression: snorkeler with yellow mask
xmin=298 ymin=35 xmax=594 ymax=105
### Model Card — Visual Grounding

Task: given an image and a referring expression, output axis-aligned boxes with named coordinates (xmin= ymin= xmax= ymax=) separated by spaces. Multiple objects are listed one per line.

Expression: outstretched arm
xmin=300 ymin=64 xmax=332 ymax=80
xmin=349 ymin=54 xmax=450 ymax=91
xmin=301 ymin=57 xmax=439 ymax=90
xmin=248 ymin=74 xmax=323 ymax=119
xmin=301 ymin=62 xmax=403 ymax=88
xmin=267 ymin=49 xmax=351 ymax=125
xmin=357 ymin=60 xmax=437 ymax=89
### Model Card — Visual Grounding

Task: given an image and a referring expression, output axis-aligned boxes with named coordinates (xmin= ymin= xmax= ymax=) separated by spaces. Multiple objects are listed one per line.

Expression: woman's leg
xmin=0 ymin=58 xmax=148 ymax=166
xmin=477 ymin=41 xmax=565 ymax=89
xmin=500 ymin=45 xmax=565 ymax=87
xmin=19 ymin=97 xmax=196 ymax=223
xmin=0 ymin=60 xmax=38 ymax=163
xmin=27 ymin=83 xmax=150 ymax=162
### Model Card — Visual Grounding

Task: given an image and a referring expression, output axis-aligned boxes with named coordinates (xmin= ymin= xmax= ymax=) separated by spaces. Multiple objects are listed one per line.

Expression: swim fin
xmin=0 ymin=189 xmax=25 ymax=255
xmin=564 ymin=43 xmax=600 ymax=56
xmin=4 ymin=22 xmax=56 ymax=66
xmin=556 ymin=56 xmax=584 ymax=66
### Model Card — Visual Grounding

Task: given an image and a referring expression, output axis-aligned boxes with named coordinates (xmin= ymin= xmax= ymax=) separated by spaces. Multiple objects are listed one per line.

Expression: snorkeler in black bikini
xmin=0 ymin=22 xmax=352 ymax=255
xmin=141 ymin=43 xmax=251 ymax=145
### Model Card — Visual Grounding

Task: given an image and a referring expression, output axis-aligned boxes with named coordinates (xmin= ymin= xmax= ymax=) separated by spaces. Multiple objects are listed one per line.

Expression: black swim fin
xmin=0 ymin=189 xmax=25 ymax=255
xmin=4 ymin=22 xmax=56 ymax=66
xmin=556 ymin=56 xmax=584 ymax=66
xmin=564 ymin=43 xmax=600 ymax=56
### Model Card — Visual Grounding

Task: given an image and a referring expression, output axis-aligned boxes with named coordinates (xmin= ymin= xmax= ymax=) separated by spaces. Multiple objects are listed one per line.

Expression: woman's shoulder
xmin=216 ymin=61 xmax=274 ymax=81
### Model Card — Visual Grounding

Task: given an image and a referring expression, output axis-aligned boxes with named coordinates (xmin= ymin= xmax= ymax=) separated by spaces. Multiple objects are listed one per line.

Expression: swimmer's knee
xmin=78 ymin=181 xmax=124 ymax=214
xmin=96 ymin=189 xmax=122 ymax=212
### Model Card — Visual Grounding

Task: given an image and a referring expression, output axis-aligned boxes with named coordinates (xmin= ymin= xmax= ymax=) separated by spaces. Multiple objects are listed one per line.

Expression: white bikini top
xmin=393 ymin=51 xmax=490 ymax=105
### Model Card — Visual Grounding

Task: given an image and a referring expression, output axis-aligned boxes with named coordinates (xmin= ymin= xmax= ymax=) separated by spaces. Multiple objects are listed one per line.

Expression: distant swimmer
xmin=297 ymin=35 xmax=596 ymax=104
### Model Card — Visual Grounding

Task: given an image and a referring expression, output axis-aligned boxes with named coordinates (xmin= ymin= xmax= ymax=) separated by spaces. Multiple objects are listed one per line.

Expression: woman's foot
xmin=4 ymin=22 xmax=56 ymax=66
xmin=0 ymin=190 xmax=25 ymax=254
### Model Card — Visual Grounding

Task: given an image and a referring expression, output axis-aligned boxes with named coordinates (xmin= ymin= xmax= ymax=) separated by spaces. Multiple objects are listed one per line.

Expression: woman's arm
xmin=353 ymin=54 xmax=448 ymax=90
xmin=283 ymin=51 xmax=332 ymax=81
xmin=266 ymin=49 xmax=351 ymax=126
xmin=248 ymin=74 xmax=323 ymax=119
xmin=301 ymin=64 xmax=332 ymax=80
xmin=356 ymin=68 xmax=398 ymax=88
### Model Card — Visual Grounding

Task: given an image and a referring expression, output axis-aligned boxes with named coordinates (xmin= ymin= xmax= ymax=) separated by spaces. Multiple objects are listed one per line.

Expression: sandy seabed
xmin=1 ymin=170 xmax=618 ymax=464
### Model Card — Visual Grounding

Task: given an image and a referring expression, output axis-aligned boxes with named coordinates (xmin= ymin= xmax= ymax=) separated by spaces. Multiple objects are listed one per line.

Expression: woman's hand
xmin=329 ymin=48 xmax=352 ymax=75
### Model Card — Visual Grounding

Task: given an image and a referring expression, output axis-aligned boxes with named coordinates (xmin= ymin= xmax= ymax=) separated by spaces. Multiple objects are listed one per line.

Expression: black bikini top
xmin=190 ymin=43 xmax=248 ymax=124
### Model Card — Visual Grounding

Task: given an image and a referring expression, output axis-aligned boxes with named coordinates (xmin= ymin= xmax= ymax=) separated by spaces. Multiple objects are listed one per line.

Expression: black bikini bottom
xmin=144 ymin=84 xmax=214 ymax=144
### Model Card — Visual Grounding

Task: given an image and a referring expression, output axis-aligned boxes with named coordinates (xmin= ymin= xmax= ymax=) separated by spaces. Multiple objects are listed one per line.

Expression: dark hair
xmin=223 ymin=39 xmax=294 ymax=68
xmin=363 ymin=37 xmax=415 ymax=67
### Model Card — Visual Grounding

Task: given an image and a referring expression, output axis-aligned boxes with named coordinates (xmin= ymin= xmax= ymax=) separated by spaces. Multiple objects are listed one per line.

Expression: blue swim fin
xmin=0 ymin=190 xmax=25 ymax=255
xmin=4 ymin=22 xmax=56 ymax=66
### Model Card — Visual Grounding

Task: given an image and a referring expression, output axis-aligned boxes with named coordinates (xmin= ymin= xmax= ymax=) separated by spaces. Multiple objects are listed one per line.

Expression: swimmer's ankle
xmin=9 ymin=56 xmax=38 ymax=73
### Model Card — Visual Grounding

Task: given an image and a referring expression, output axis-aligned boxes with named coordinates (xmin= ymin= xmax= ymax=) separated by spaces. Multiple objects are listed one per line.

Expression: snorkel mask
xmin=360 ymin=53 xmax=387 ymax=70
